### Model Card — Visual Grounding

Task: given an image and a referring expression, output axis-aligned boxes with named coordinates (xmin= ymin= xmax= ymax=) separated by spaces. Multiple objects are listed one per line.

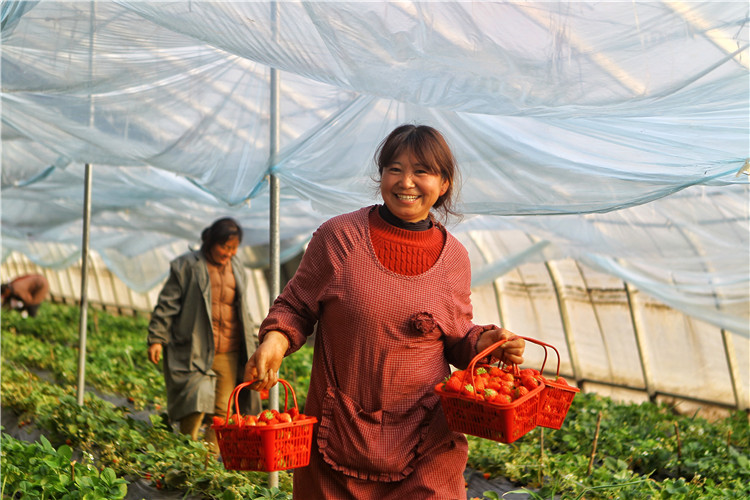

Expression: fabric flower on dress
xmin=410 ymin=312 xmax=437 ymax=335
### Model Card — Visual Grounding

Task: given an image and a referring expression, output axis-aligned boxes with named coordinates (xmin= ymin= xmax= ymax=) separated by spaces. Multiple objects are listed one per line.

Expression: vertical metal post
xmin=76 ymin=164 xmax=93 ymax=406
xmin=268 ymin=0 xmax=281 ymax=489
xmin=625 ymin=282 xmax=655 ymax=399
xmin=77 ymin=0 xmax=96 ymax=406
xmin=545 ymin=261 xmax=581 ymax=382
xmin=720 ymin=329 xmax=744 ymax=410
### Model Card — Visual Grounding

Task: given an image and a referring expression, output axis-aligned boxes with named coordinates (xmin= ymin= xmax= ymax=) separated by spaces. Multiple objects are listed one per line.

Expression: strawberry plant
xmin=1 ymin=375 xmax=295 ymax=499
xmin=2 ymin=302 xmax=748 ymax=499
xmin=1 ymin=304 xmax=165 ymax=410
xmin=0 ymin=434 xmax=128 ymax=499
xmin=467 ymin=391 xmax=750 ymax=498
xmin=2 ymin=304 xmax=298 ymax=499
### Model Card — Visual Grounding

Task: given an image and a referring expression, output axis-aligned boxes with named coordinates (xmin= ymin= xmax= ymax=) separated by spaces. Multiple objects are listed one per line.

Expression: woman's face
xmin=380 ymin=150 xmax=449 ymax=223
xmin=208 ymin=235 xmax=240 ymax=266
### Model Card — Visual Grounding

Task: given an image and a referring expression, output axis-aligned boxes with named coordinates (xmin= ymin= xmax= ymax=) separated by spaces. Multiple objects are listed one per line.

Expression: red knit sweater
xmin=368 ymin=209 xmax=446 ymax=275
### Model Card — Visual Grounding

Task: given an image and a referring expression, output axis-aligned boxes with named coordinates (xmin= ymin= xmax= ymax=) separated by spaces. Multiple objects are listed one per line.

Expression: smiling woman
xmin=244 ymin=124 xmax=528 ymax=499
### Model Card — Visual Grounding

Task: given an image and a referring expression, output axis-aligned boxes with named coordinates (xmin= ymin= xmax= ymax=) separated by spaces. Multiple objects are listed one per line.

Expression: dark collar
xmin=378 ymin=204 xmax=432 ymax=231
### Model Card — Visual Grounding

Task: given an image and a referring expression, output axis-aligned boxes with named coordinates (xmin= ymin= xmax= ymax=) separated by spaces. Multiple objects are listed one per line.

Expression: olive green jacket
xmin=147 ymin=250 xmax=260 ymax=422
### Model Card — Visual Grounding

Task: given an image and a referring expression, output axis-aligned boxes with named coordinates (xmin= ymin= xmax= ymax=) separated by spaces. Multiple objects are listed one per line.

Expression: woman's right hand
xmin=148 ymin=343 xmax=162 ymax=365
xmin=244 ymin=330 xmax=289 ymax=390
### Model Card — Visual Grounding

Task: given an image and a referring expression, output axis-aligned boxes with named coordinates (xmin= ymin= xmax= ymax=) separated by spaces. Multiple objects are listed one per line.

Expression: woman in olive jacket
xmin=147 ymin=218 xmax=261 ymax=451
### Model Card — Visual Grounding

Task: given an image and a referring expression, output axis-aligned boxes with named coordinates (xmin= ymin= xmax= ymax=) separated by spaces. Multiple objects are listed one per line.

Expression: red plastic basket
xmin=212 ymin=379 xmax=317 ymax=472
xmin=436 ymin=338 xmax=544 ymax=443
xmin=529 ymin=338 xmax=580 ymax=430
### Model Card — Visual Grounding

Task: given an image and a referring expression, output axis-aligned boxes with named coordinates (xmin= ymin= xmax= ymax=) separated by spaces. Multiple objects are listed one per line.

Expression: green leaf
xmin=76 ymin=475 xmax=95 ymax=489
xmin=99 ymin=467 xmax=116 ymax=485
xmin=39 ymin=434 xmax=53 ymax=451
xmin=57 ymin=444 xmax=73 ymax=461
xmin=736 ymin=452 xmax=749 ymax=472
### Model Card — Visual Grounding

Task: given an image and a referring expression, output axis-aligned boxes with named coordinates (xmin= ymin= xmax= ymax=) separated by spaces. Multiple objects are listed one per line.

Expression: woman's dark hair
xmin=374 ymin=124 xmax=460 ymax=221
xmin=200 ymin=217 xmax=243 ymax=254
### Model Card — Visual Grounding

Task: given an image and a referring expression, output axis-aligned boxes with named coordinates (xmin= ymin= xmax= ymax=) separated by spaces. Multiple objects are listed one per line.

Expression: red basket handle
xmin=519 ymin=336 xmax=561 ymax=378
xmin=463 ymin=335 xmax=560 ymax=400
xmin=224 ymin=378 xmax=299 ymax=423
xmin=463 ymin=337 xmax=510 ymax=400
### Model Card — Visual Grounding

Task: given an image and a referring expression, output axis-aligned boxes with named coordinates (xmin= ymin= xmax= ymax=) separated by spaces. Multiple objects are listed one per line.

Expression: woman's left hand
xmin=476 ymin=328 xmax=525 ymax=365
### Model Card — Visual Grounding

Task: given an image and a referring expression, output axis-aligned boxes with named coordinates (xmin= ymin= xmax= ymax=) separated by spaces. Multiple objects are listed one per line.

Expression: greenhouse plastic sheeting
xmin=1 ymin=2 xmax=748 ymax=405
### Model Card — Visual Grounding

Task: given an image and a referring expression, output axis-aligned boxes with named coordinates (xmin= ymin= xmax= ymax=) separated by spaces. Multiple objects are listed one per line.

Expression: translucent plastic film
xmin=1 ymin=1 xmax=748 ymax=342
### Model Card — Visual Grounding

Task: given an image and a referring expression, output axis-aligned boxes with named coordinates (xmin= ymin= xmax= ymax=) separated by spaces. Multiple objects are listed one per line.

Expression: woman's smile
xmin=396 ymin=194 xmax=420 ymax=201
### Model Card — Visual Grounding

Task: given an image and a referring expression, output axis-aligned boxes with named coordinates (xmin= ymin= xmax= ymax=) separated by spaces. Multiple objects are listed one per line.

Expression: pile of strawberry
xmin=435 ymin=364 xmax=552 ymax=404
xmin=212 ymin=407 xmax=308 ymax=428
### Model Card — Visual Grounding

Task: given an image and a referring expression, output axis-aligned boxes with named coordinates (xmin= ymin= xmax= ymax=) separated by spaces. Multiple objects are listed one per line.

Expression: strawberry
xmin=487 ymin=379 xmax=504 ymax=391
xmin=513 ymin=386 xmax=530 ymax=400
xmin=496 ymin=394 xmax=512 ymax=404
xmin=473 ymin=377 xmax=486 ymax=393
xmin=277 ymin=412 xmax=292 ymax=423
xmin=461 ymin=383 xmax=475 ymax=396
xmin=445 ymin=375 xmax=463 ymax=393
xmin=212 ymin=416 xmax=226 ymax=427
xmin=521 ymin=376 xmax=539 ymax=391
xmin=498 ymin=381 xmax=513 ymax=395
xmin=474 ymin=367 xmax=489 ymax=378
xmin=555 ymin=376 xmax=569 ymax=386
xmin=243 ymin=414 xmax=258 ymax=426
xmin=288 ymin=407 xmax=300 ymax=418
xmin=483 ymin=388 xmax=498 ymax=402
xmin=258 ymin=409 xmax=276 ymax=423
xmin=488 ymin=366 xmax=504 ymax=377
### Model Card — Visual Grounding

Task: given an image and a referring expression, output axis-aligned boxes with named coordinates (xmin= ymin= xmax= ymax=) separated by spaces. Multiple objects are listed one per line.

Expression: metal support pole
xmin=625 ymin=282 xmax=655 ymax=399
xmin=77 ymin=0 xmax=96 ymax=406
xmin=76 ymin=163 xmax=93 ymax=406
xmin=268 ymin=1 xmax=281 ymax=488
xmin=545 ymin=261 xmax=581 ymax=383
xmin=720 ymin=330 xmax=745 ymax=410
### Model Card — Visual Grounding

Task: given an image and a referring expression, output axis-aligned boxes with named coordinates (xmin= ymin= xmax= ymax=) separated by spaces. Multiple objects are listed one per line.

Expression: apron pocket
xmin=317 ymin=386 xmax=429 ymax=482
